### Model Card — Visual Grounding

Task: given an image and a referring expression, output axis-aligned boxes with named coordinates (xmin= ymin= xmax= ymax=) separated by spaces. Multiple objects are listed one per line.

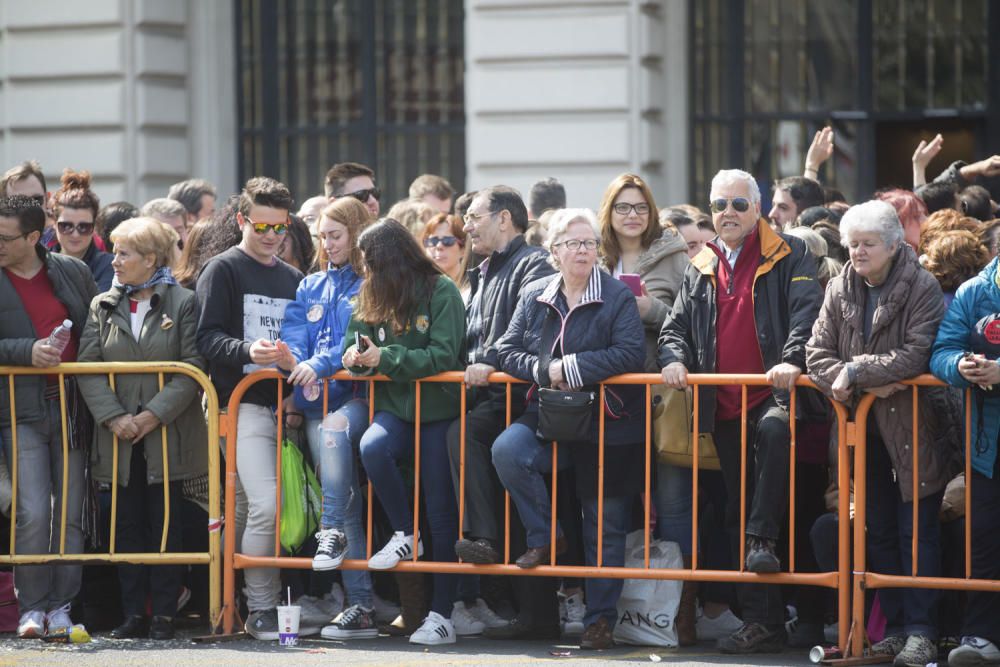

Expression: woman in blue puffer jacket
xmin=930 ymin=256 xmax=1000 ymax=665
xmin=278 ymin=197 xmax=379 ymax=639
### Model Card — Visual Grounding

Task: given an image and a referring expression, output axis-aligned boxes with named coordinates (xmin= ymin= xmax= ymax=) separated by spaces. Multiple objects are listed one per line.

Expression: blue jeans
xmin=304 ymin=398 xmax=372 ymax=609
xmin=491 ymin=420 xmax=570 ymax=549
xmin=359 ymin=411 xmax=457 ymax=616
xmin=655 ymin=461 xmax=693 ymax=557
xmin=582 ymin=494 xmax=630 ymax=627
xmin=865 ymin=425 xmax=941 ymax=639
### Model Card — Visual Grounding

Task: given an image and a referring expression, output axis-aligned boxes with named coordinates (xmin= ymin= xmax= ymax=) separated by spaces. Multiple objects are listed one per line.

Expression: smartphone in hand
xmin=619 ymin=273 xmax=643 ymax=297
xmin=355 ymin=331 xmax=369 ymax=353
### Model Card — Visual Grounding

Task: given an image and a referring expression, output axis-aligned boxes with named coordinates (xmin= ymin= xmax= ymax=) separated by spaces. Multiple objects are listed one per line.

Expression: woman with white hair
xmin=492 ymin=208 xmax=646 ymax=650
xmin=806 ymin=200 xmax=951 ymax=667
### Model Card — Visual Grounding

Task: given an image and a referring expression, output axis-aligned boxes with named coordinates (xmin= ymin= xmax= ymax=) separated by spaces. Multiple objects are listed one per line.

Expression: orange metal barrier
xmin=219 ymin=369 xmax=851 ymax=649
xmin=846 ymin=376 xmax=990 ymax=658
xmin=0 ymin=362 xmax=221 ymax=629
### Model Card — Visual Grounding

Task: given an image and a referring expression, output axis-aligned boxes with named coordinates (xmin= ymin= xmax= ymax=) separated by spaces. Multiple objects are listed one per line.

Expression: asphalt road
xmin=0 ymin=631 xmax=818 ymax=666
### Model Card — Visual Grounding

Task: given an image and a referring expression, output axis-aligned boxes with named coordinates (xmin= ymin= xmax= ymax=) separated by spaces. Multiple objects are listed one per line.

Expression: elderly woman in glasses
xmin=420 ymin=213 xmax=468 ymax=294
xmin=52 ymin=169 xmax=114 ymax=291
xmin=806 ymin=200 xmax=953 ymax=667
xmin=77 ymin=217 xmax=208 ymax=640
xmin=492 ymin=208 xmax=645 ymax=650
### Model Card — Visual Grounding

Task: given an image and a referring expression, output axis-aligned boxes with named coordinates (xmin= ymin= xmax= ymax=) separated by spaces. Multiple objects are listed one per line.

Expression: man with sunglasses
xmin=324 ymin=162 xmax=380 ymax=219
xmin=658 ymin=169 xmax=822 ymax=654
xmin=195 ymin=177 xmax=304 ymax=641
xmin=445 ymin=185 xmax=558 ymax=639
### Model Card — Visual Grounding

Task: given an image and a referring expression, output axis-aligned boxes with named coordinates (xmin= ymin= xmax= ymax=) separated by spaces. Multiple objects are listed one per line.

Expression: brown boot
xmin=675 ymin=556 xmax=698 ymax=646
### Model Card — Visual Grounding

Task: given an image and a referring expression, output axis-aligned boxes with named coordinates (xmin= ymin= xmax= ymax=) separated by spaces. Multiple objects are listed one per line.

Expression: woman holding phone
xmin=597 ymin=172 xmax=697 ymax=641
xmin=277 ymin=197 xmax=378 ymax=640
xmin=342 ymin=219 xmax=466 ymax=646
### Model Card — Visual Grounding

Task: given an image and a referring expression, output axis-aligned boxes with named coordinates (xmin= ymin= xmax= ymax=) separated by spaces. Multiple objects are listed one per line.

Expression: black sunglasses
xmin=344 ymin=187 xmax=381 ymax=203
xmin=423 ymin=235 xmax=459 ymax=248
xmin=709 ymin=197 xmax=751 ymax=214
xmin=57 ymin=221 xmax=95 ymax=235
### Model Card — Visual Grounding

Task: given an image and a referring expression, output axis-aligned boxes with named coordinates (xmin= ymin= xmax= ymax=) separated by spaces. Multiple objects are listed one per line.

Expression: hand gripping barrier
xmin=221 ymin=369 xmax=854 ymax=648
xmin=0 ymin=362 xmax=222 ymax=631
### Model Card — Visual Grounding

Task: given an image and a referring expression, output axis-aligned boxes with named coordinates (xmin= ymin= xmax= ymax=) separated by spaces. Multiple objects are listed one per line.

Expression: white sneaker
xmin=470 ymin=598 xmax=508 ymax=630
xmin=695 ymin=607 xmax=744 ymax=641
xmin=372 ymin=592 xmax=401 ymax=623
xmin=409 ymin=611 xmax=456 ymax=645
xmin=368 ymin=530 xmax=423 ymax=570
xmin=451 ymin=601 xmax=485 ymax=636
xmin=949 ymin=635 xmax=1000 ymax=666
xmin=17 ymin=610 xmax=45 ymax=639
xmin=560 ymin=591 xmax=585 ymax=636
xmin=45 ymin=604 xmax=74 ymax=634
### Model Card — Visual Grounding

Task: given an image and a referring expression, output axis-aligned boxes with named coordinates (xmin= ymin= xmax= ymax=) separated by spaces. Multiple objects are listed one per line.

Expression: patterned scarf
xmin=112 ymin=265 xmax=178 ymax=295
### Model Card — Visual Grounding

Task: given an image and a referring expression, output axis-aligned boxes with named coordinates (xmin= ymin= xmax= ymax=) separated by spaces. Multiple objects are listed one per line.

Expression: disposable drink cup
xmin=277 ymin=605 xmax=300 ymax=646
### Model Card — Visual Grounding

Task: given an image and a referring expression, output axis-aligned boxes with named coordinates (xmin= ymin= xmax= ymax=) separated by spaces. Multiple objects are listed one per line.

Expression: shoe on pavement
xmin=745 ymin=535 xmax=781 ymax=573
xmin=313 ymin=528 xmax=348 ymax=571
xmin=559 ymin=590 xmax=585 ymax=636
xmin=409 ymin=611 xmax=456 ymax=646
xmin=949 ymin=635 xmax=1000 ymax=666
xmin=321 ymin=604 xmax=378 ymax=640
xmin=245 ymin=608 xmax=280 ymax=640
xmin=718 ymin=622 xmax=786 ymax=654
xmin=17 ymin=610 xmax=46 ymax=639
xmin=149 ymin=616 xmax=175 ymax=640
xmin=451 ymin=601 xmax=485 ymax=636
xmin=893 ymin=635 xmax=937 ymax=667
xmin=469 ymin=598 xmax=507 ymax=630
xmin=580 ymin=617 xmax=614 ymax=650
xmin=368 ymin=531 xmax=423 ymax=570
xmin=110 ymin=615 xmax=148 ymax=639
xmin=696 ymin=607 xmax=744 ymax=641
xmin=45 ymin=604 xmax=74 ymax=635
xmin=870 ymin=634 xmax=907 ymax=657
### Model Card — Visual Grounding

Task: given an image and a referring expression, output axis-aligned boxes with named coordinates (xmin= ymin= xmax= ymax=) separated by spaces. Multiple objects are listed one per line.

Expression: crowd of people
xmin=0 ymin=128 xmax=999 ymax=666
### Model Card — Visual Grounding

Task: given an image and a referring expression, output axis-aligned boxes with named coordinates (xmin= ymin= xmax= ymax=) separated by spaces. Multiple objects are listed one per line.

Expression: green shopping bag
xmin=279 ymin=438 xmax=323 ymax=554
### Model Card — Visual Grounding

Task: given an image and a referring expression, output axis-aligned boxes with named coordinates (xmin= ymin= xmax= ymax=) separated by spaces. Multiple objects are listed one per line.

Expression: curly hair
xmin=922 ymin=230 xmax=990 ymax=293
xmin=918 ymin=208 xmax=981 ymax=255
xmin=52 ymin=168 xmax=100 ymax=219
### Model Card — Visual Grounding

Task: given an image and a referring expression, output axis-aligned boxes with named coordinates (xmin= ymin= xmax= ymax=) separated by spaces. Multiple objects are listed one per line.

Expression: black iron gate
xmin=236 ymin=0 xmax=466 ymax=207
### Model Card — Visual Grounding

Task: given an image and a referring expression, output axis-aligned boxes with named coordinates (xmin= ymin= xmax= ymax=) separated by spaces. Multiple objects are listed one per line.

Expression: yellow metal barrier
xmin=220 ymin=369 xmax=850 ymax=650
xmin=0 ymin=362 xmax=221 ymax=630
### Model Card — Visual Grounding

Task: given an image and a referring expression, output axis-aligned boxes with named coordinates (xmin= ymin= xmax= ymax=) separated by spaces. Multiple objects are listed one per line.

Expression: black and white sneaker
xmin=245 ymin=608 xmax=280 ymax=640
xmin=313 ymin=528 xmax=348 ymax=571
xmin=368 ymin=530 xmax=423 ymax=570
xmin=320 ymin=604 xmax=379 ymax=640
xmin=409 ymin=611 xmax=456 ymax=645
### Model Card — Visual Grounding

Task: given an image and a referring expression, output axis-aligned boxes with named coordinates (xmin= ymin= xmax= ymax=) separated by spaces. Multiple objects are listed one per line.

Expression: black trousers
xmin=116 ymin=445 xmax=183 ymax=618
xmin=962 ymin=455 xmax=1000 ymax=645
xmin=714 ymin=395 xmax=790 ymax=626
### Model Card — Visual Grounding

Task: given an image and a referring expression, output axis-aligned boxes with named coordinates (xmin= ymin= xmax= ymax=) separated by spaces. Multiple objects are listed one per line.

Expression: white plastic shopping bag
xmin=613 ymin=530 xmax=683 ymax=647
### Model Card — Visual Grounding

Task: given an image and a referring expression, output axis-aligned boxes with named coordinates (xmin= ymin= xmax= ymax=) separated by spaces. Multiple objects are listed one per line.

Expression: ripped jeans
xmin=304 ymin=398 xmax=372 ymax=608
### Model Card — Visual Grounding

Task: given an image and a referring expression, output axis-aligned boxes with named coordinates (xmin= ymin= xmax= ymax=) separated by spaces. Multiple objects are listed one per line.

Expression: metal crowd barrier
xmin=220 ymin=369 xmax=851 ymax=649
xmin=0 ymin=362 xmax=222 ymax=630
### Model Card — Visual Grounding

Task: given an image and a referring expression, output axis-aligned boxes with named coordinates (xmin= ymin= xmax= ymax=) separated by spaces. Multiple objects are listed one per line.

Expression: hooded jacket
xmin=931 ymin=257 xmax=1000 ymax=479
xmin=280 ymin=263 xmax=363 ymax=419
xmin=657 ymin=220 xmax=823 ymax=432
xmin=808 ymin=244 xmax=954 ymax=501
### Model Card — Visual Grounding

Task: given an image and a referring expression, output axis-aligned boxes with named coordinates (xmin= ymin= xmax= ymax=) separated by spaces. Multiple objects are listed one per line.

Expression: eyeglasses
xmin=709 ymin=197 xmax=751 ymax=214
xmin=29 ymin=194 xmax=45 ymax=206
xmin=343 ymin=187 xmax=381 ymax=203
xmin=423 ymin=235 xmax=459 ymax=248
xmin=56 ymin=221 xmax=95 ymax=235
xmin=553 ymin=238 xmax=600 ymax=252
xmin=0 ymin=232 xmax=28 ymax=244
xmin=243 ymin=215 xmax=289 ymax=235
xmin=463 ymin=210 xmax=497 ymax=225
xmin=612 ymin=202 xmax=650 ymax=216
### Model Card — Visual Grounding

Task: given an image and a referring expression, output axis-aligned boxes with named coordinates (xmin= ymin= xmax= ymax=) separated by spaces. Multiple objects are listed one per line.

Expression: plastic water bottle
xmin=47 ymin=319 xmax=73 ymax=355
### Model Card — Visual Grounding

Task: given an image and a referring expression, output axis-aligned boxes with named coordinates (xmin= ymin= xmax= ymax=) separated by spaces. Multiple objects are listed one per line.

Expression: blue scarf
xmin=113 ymin=265 xmax=178 ymax=295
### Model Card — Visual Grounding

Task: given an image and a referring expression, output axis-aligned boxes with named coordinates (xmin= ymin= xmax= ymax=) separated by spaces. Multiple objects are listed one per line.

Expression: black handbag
xmin=535 ymin=308 xmax=595 ymax=442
